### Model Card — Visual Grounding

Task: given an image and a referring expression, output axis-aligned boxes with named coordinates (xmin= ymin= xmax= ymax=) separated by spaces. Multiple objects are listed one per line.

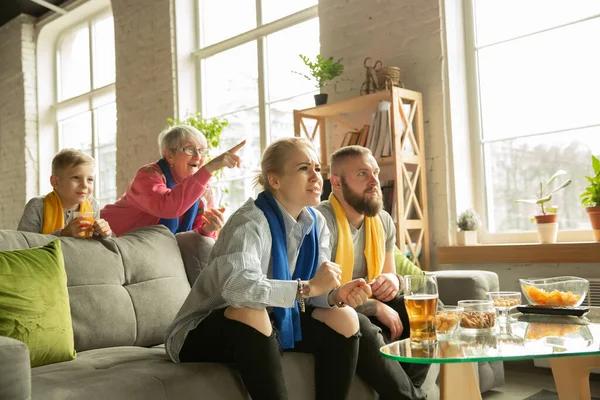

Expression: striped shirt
xmin=165 ymin=197 xmax=332 ymax=362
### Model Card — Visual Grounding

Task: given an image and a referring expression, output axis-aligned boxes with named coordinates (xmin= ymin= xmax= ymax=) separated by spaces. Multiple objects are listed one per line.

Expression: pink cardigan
xmin=101 ymin=162 xmax=216 ymax=238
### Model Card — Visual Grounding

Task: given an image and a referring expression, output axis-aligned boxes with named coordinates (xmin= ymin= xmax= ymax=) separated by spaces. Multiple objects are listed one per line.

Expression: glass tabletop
xmin=380 ymin=308 xmax=600 ymax=364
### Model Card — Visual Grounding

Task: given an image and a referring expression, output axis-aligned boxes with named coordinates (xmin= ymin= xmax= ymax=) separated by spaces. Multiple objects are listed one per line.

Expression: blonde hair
xmin=157 ymin=125 xmax=206 ymax=157
xmin=330 ymin=145 xmax=372 ymax=176
xmin=52 ymin=149 xmax=94 ymax=175
xmin=254 ymin=137 xmax=316 ymax=192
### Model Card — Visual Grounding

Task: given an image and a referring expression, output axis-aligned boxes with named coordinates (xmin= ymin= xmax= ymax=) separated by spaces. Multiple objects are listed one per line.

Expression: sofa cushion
xmin=175 ymin=231 xmax=215 ymax=286
xmin=0 ymin=226 xmax=191 ymax=352
xmin=31 ymin=346 xmax=377 ymax=400
xmin=0 ymin=239 xmax=76 ymax=367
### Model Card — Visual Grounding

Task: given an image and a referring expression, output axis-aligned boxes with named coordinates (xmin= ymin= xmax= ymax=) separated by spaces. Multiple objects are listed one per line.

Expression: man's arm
xmin=355 ymin=298 xmax=381 ymax=316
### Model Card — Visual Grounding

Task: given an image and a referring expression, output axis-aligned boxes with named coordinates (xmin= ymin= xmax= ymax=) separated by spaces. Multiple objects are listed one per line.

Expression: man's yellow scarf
xmin=329 ymin=193 xmax=385 ymax=284
xmin=42 ymin=190 xmax=93 ymax=234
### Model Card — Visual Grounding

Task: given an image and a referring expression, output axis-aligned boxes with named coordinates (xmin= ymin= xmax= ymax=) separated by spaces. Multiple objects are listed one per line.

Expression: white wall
xmin=319 ymin=0 xmax=453 ymax=266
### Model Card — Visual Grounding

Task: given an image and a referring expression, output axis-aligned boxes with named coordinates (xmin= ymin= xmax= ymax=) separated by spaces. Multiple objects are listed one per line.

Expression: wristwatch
xmin=327 ymin=289 xmax=346 ymax=308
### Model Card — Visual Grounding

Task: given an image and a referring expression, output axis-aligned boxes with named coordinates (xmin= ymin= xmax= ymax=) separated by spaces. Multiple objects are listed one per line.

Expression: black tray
xmin=516 ymin=305 xmax=590 ymax=317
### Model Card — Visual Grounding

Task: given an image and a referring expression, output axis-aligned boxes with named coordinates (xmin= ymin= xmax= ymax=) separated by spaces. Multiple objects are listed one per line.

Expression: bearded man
xmin=316 ymin=145 xmax=429 ymax=396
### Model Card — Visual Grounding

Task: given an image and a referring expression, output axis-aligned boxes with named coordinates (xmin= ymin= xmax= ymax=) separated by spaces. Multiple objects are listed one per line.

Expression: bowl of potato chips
xmin=519 ymin=277 xmax=588 ymax=307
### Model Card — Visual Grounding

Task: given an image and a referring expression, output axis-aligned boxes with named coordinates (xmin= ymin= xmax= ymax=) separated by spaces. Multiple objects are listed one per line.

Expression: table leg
xmin=440 ymin=363 xmax=481 ymax=400
xmin=550 ymin=356 xmax=600 ymax=400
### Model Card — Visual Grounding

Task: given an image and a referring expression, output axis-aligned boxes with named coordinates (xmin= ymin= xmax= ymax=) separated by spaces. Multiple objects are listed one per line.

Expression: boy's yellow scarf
xmin=329 ymin=193 xmax=385 ymax=284
xmin=42 ymin=190 xmax=93 ymax=234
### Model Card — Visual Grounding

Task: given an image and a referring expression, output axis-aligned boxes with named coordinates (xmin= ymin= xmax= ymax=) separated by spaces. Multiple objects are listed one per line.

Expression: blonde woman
xmin=165 ymin=137 xmax=371 ymax=399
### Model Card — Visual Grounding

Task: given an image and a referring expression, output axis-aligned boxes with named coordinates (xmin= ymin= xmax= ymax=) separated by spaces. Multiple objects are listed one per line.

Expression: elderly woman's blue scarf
xmin=254 ymin=191 xmax=320 ymax=349
xmin=157 ymin=158 xmax=200 ymax=234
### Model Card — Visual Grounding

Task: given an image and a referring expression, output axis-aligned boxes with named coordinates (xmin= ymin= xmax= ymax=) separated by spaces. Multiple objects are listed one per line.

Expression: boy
xmin=17 ymin=149 xmax=112 ymax=238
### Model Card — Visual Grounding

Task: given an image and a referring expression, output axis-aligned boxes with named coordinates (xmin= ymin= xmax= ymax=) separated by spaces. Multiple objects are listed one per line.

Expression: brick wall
xmin=112 ymin=0 xmax=177 ymax=195
xmin=319 ymin=0 xmax=451 ymax=265
xmin=0 ymin=15 xmax=37 ymax=229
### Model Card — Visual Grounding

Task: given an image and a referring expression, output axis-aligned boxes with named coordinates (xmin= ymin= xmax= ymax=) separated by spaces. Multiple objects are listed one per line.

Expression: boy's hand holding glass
xmin=61 ymin=216 xmax=93 ymax=238
xmin=93 ymin=218 xmax=112 ymax=238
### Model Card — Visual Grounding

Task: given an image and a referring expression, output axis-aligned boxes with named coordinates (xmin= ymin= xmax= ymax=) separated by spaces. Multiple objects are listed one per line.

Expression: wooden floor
xmin=482 ymin=360 xmax=600 ymax=400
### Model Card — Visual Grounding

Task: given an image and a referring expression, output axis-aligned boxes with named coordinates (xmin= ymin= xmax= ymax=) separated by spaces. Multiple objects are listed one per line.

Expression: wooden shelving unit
xmin=293 ymin=87 xmax=431 ymax=270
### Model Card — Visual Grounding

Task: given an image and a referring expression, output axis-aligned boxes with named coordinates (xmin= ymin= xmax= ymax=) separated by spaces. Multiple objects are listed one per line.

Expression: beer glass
xmin=404 ymin=274 xmax=439 ymax=347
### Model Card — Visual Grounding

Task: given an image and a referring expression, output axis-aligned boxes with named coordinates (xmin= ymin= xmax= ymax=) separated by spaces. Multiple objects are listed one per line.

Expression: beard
xmin=340 ymin=176 xmax=383 ymax=217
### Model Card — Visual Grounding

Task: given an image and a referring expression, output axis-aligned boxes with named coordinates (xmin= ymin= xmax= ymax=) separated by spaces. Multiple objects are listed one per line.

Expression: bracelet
xmin=296 ymin=279 xmax=306 ymax=313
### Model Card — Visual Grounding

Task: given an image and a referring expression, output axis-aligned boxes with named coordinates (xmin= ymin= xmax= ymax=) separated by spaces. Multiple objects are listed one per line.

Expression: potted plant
xmin=515 ymin=170 xmax=572 ymax=244
xmin=579 ymin=155 xmax=600 ymax=241
xmin=456 ymin=209 xmax=481 ymax=245
xmin=166 ymin=112 xmax=229 ymax=206
xmin=293 ymin=54 xmax=344 ymax=106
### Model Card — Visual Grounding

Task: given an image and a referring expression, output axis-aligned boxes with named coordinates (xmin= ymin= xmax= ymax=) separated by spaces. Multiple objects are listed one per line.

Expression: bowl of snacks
xmin=519 ymin=277 xmax=588 ymax=307
xmin=435 ymin=305 xmax=464 ymax=339
xmin=486 ymin=291 xmax=522 ymax=310
xmin=457 ymin=299 xmax=496 ymax=333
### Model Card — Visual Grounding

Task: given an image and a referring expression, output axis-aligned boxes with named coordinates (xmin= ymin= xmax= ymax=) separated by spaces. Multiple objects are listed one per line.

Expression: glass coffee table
xmin=381 ymin=308 xmax=600 ymax=400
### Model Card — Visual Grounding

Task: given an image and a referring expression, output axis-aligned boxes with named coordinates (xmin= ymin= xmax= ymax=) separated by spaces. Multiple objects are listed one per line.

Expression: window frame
xmin=53 ymin=9 xmax=116 ymax=206
xmin=463 ymin=0 xmax=597 ymax=244
xmin=194 ymin=2 xmax=318 ymax=152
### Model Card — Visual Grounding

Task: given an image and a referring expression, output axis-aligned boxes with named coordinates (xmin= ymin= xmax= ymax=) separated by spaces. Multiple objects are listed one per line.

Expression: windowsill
xmin=438 ymin=242 xmax=600 ymax=264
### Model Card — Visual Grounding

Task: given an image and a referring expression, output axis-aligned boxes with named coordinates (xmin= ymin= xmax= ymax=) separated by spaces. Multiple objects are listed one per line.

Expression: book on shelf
xmin=340 ymin=131 xmax=359 ymax=147
xmin=357 ymin=125 xmax=369 ymax=147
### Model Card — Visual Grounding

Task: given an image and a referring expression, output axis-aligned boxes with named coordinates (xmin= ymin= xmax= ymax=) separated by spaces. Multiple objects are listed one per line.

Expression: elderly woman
xmin=101 ymin=125 xmax=244 ymax=237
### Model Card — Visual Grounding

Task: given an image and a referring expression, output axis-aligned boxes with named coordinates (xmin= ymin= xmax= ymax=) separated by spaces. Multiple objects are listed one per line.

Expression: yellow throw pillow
xmin=0 ymin=239 xmax=76 ymax=367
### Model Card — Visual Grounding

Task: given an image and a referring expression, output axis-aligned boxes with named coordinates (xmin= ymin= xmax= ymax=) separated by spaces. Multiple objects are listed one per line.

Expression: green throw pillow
xmin=0 ymin=239 xmax=76 ymax=367
xmin=394 ymin=245 xmax=424 ymax=277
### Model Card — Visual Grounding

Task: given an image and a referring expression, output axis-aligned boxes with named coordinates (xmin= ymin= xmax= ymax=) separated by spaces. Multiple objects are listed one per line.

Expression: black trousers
xmin=356 ymin=296 xmax=430 ymax=399
xmin=179 ymin=307 xmax=359 ymax=400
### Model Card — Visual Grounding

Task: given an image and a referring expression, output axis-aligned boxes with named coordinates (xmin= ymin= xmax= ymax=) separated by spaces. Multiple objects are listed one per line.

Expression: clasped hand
xmin=308 ymin=261 xmax=371 ymax=308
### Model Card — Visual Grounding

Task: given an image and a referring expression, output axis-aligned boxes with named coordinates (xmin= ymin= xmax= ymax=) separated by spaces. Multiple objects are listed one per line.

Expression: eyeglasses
xmin=172 ymin=147 xmax=209 ymax=157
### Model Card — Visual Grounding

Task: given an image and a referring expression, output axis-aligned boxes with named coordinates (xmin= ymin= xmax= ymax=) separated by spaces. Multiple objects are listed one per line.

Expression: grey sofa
xmin=0 ymin=226 xmax=502 ymax=400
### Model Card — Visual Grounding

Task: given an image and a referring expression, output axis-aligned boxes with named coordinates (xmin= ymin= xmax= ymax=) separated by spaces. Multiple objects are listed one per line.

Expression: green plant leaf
xmin=593 ymin=155 xmax=600 ymax=175
xmin=535 ymin=195 xmax=552 ymax=205
xmin=515 ymin=198 xmax=539 ymax=204
xmin=544 ymin=169 xmax=567 ymax=191
xmin=293 ymin=54 xmax=344 ymax=89
xmin=546 ymin=206 xmax=558 ymax=213
xmin=546 ymin=179 xmax=571 ymax=195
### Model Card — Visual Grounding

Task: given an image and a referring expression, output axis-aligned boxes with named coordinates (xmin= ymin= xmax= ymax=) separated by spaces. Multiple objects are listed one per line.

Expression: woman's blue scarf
xmin=157 ymin=158 xmax=200 ymax=234
xmin=254 ymin=191 xmax=320 ymax=349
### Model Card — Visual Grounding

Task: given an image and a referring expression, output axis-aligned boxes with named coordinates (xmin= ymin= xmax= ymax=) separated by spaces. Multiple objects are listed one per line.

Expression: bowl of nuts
xmin=486 ymin=291 xmax=522 ymax=310
xmin=435 ymin=305 xmax=464 ymax=338
xmin=457 ymin=299 xmax=496 ymax=333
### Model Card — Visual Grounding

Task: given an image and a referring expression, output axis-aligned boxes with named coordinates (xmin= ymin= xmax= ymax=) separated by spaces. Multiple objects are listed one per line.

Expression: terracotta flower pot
xmin=586 ymin=206 xmax=600 ymax=241
xmin=534 ymin=214 xmax=557 ymax=224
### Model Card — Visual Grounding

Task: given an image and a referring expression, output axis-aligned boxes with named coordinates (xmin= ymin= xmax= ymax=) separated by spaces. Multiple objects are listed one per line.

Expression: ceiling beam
xmin=30 ymin=0 xmax=68 ymax=15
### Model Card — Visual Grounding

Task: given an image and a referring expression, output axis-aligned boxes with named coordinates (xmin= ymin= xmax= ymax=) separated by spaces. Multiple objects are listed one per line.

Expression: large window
xmin=55 ymin=12 xmax=116 ymax=206
xmin=466 ymin=1 xmax=600 ymax=241
xmin=195 ymin=1 xmax=319 ymax=211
